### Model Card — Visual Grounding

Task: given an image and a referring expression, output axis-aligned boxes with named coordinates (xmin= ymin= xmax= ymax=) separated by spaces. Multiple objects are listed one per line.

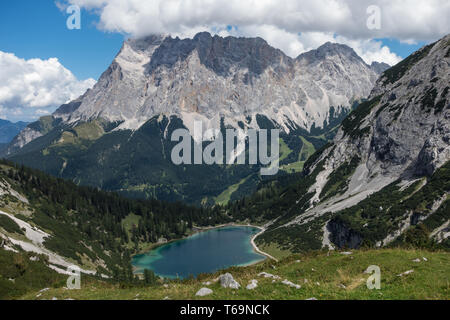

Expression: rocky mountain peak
xmin=317 ymin=41 xmax=359 ymax=56
xmin=8 ymin=32 xmax=385 ymax=153
xmin=147 ymin=32 xmax=289 ymax=77
xmin=370 ymin=61 xmax=391 ymax=74
xmin=297 ymin=42 xmax=364 ymax=65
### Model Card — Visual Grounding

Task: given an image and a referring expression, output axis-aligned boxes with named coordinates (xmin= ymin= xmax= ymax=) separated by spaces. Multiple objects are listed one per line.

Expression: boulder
xmin=195 ymin=288 xmax=213 ymax=297
xmin=258 ymin=272 xmax=280 ymax=279
xmin=219 ymin=273 xmax=240 ymax=289
xmin=246 ymin=280 xmax=258 ymax=290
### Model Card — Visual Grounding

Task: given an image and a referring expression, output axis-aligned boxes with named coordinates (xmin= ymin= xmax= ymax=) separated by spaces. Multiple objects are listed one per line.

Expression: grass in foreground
xmin=19 ymin=248 xmax=449 ymax=300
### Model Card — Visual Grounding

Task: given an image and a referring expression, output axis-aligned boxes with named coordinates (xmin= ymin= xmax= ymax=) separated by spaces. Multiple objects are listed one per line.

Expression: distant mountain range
xmin=0 ymin=119 xmax=28 ymax=144
xmin=1 ymin=33 xmax=389 ymax=205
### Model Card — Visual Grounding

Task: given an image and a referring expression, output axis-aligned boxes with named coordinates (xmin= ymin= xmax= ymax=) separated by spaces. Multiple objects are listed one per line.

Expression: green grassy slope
xmin=17 ymin=248 xmax=450 ymax=300
xmin=0 ymin=249 xmax=66 ymax=300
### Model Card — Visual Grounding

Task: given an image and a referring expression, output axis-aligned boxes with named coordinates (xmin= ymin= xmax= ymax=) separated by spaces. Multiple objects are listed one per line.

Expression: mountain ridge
xmin=9 ymin=32 xmax=386 ymax=144
xmin=1 ymin=33 xmax=388 ymax=204
xmin=223 ymin=34 xmax=449 ymax=253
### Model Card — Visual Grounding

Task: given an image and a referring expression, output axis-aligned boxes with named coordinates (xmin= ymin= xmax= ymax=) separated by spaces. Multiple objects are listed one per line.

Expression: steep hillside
xmin=2 ymin=33 xmax=386 ymax=205
xmin=228 ymin=35 xmax=450 ymax=255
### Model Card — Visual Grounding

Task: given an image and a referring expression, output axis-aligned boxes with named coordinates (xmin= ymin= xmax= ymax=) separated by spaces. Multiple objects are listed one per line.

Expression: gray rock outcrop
xmin=195 ymin=287 xmax=213 ymax=296
xmin=219 ymin=273 xmax=241 ymax=289
xmin=246 ymin=280 xmax=258 ymax=290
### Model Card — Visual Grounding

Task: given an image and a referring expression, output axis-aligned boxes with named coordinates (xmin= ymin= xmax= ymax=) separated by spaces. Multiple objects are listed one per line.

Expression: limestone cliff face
xmin=306 ymin=34 xmax=449 ymax=201
xmin=369 ymin=36 xmax=450 ymax=177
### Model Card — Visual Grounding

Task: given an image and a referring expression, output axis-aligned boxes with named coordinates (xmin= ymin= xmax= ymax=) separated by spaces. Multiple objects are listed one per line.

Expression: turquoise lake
xmin=132 ymin=226 xmax=266 ymax=279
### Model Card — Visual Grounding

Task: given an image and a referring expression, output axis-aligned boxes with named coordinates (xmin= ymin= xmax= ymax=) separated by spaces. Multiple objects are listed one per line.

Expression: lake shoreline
xmin=132 ymin=223 xmax=276 ymax=275
xmin=193 ymin=223 xmax=278 ymax=263
xmin=249 ymin=227 xmax=279 ymax=263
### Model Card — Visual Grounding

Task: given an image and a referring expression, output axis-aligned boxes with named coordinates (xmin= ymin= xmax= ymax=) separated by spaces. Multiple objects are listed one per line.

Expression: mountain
xmin=0 ymin=119 xmax=28 ymax=144
xmin=2 ymin=33 xmax=386 ymax=205
xmin=53 ymin=36 xmax=380 ymax=134
xmin=228 ymin=34 xmax=450 ymax=253
xmin=370 ymin=61 xmax=391 ymax=74
xmin=0 ymin=35 xmax=448 ymax=300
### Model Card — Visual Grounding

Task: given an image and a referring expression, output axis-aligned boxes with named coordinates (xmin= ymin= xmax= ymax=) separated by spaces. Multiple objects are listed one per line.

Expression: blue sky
xmin=376 ymin=38 xmax=424 ymax=61
xmin=1 ymin=0 xmax=446 ymax=122
xmin=0 ymin=0 xmax=124 ymax=80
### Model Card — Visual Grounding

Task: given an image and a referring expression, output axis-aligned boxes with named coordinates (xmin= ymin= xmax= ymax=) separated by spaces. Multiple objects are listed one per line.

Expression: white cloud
xmin=67 ymin=0 xmax=450 ymax=42
xmin=0 ymin=51 xmax=95 ymax=121
xmin=0 ymin=106 xmax=7 ymax=120
xmin=66 ymin=0 xmax=449 ymax=65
